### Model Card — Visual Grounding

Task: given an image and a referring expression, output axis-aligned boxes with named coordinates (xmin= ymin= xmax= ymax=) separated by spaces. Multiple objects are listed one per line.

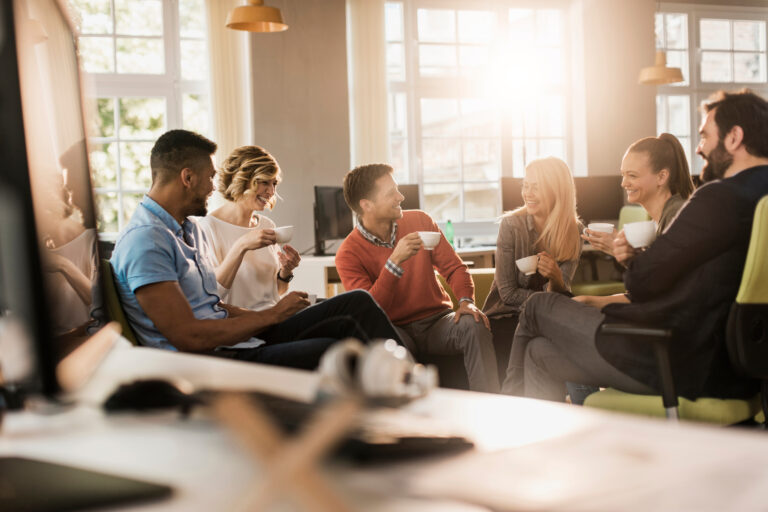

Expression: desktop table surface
xmin=3 ymin=338 xmax=768 ymax=511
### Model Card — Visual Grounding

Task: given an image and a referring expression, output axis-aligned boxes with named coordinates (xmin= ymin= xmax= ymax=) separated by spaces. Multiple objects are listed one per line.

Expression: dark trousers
xmin=219 ymin=290 xmax=401 ymax=370
xmin=489 ymin=315 xmax=519 ymax=386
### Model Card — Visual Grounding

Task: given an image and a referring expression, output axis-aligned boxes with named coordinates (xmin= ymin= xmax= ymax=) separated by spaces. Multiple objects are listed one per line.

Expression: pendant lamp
xmin=226 ymin=0 xmax=288 ymax=33
xmin=639 ymin=50 xmax=684 ymax=85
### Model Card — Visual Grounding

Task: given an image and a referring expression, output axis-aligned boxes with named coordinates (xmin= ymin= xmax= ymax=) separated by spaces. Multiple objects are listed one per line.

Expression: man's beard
xmin=700 ymin=139 xmax=733 ymax=183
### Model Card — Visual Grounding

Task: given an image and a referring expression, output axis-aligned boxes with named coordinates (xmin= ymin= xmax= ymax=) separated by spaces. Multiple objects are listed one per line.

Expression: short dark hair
xmin=150 ymin=130 xmax=217 ymax=185
xmin=343 ymin=164 xmax=393 ymax=215
xmin=703 ymin=89 xmax=768 ymax=159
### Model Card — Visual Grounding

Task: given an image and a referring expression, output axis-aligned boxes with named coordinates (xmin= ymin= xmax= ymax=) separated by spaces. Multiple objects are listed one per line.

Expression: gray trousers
xmin=396 ymin=310 xmax=500 ymax=393
xmin=502 ymin=292 xmax=654 ymax=401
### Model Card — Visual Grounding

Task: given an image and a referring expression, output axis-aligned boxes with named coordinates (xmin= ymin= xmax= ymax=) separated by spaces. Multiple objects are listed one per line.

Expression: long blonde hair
xmin=509 ymin=157 xmax=581 ymax=261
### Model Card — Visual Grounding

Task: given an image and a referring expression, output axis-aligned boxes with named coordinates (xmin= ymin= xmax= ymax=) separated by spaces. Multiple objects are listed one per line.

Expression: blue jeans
xmin=220 ymin=290 xmax=401 ymax=370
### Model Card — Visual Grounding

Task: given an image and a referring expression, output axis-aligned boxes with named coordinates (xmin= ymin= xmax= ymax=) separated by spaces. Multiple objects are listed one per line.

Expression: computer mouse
xmin=103 ymin=379 xmax=203 ymax=413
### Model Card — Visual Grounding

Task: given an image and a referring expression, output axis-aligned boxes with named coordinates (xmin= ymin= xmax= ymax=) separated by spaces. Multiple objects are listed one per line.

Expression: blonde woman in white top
xmin=196 ymin=146 xmax=300 ymax=311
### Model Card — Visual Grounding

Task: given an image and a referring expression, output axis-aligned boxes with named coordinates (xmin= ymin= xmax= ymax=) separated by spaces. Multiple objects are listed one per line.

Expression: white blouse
xmin=195 ymin=214 xmax=281 ymax=311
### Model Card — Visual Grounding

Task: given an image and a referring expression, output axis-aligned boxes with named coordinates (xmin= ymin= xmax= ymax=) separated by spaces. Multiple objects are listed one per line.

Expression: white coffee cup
xmin=417 ymin=231 xmax=441 ymax=250
xmin=308 ymin=294 xmax=317 ymax=306
xmin=587 ymin=222 xmax=614 ymax=234
xmin=515 ymin=255 xmax=538 ymax=276
xmin=623 ymin=220 xmax=656 ymax=248
xmin=274 ymin=225 xmax=294 ymax=244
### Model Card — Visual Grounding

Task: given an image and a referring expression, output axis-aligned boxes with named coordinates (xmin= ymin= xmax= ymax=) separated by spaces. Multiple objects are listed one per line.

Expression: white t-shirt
xmin=47 ymin=228 xmax=97 ymax=335
xmin=195 ymin=214 xmax=281 ymax=311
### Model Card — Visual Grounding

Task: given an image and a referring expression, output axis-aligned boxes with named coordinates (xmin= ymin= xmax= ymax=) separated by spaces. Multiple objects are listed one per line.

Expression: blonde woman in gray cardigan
xmin=483 ymin=157 xmax=582 ymax=382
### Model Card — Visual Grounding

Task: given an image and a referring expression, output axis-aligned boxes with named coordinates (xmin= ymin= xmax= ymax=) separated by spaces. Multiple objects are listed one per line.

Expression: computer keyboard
xmin=208 ymin=390 xmax=474 ymax=464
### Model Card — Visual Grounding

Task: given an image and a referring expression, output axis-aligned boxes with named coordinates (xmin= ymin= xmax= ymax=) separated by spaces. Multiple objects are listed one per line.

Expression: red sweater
xmin=335 ymin=210 xmax=474 ymax=325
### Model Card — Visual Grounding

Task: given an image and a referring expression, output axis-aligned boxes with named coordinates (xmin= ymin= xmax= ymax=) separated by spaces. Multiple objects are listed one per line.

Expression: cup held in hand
xmin=417 ymin=231 xmax=441 ymax=250
xmin=515 ymin=255 xmax=538 ymax=276
xmin=274 ymin=225 xmax=294 ymax=244
xmin=623 ymin=220 xmax=656 ymax=248
xmin=587 ymin=222 xmax=614 ymax=234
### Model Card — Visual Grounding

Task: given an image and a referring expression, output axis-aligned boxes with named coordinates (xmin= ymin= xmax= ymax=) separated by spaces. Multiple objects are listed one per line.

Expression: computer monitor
xmin=313 ymin=186 xmax=354 ymax=256
xmin=0 ymin=0 xmax=105 ymax=396
xmin=501 ymin=177 xmax=524 ymax=212
xmin=399 ymin=183 xmax=421 ymax=211
xmin=573 ymin=176 xmax=625 ymax=224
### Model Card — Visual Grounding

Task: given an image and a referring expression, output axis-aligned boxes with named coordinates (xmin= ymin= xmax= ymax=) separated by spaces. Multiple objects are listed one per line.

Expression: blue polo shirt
xmin=110 ymin=196 xmax=264 ymax=351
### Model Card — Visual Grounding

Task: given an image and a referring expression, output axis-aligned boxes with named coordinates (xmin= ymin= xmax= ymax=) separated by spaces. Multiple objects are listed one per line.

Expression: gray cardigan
xmin=483 ymin=213 xmax=581 ymax=319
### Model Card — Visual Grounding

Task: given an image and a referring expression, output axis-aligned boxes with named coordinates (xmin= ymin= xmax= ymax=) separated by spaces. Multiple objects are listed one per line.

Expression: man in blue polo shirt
xmin=110 ymin=130 xmax=401 ymax=369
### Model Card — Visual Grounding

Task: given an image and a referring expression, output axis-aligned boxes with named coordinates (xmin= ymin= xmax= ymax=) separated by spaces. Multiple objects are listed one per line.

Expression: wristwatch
xmin=277 ymin=271 xmax=294 ymax=283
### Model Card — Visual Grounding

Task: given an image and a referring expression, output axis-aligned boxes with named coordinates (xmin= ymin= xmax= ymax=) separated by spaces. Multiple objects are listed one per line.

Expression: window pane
xmin=665 ymin=13 xmax=687 ymax=50
xmin=655 ymin=13 xmax=664 ymax=48
xmin=79 ymin=37 xmax=114 ymax=73
xmin=459 ymin=46 xmax=489 ymax=75
xmin=458 ymin=10 xmax=494 ymax=44
xmin=385 ymin=2 xmax=404 ymax=42
xmin=667 ymin=95 xmax=690 ymax=135
xmin=181 ymin=40 xmax=207 ymax=80
xmin=525 ymin=139 xmax=538 ymax=165
xmin=180 ymin=0 xmax=206 ymax=38
xmin=390 ymin=139 xmax=409 ymax=183
xmin=387 ymin=42 xmax=405 ymax=81
xmin=424 ymin=183 xmax=461 ymax=222
xmin=701 ymin=51 xmax=732 ymax=82
xmin=536 ymin=10 xmax=562 ymax=47
xmin=464 ymin=183 xmax=500 ymax=220
xmin=70 ymin=0 xmax=113 ymax=34
xmin=115 ymin=0 xmax=163 ymax=36
xmin=90 ymin=143 xmax=118 ymax=188
xmin=538 ymin=139 xmax=565 ymax=161
xmin=122 ymin=193 xmax=144 ymax=226
xmin=419 ymin=44 xmax=457 ymax=76
xmin=508 ymin=9 xmax=534 ymax=45
xmin=119 ymin=142 xmax=153 ymax=189
xmin=118 ymin=97 xmax=167 ymax=139
xmin=388 ymin=93 xmax=407 ymax=136
xmin=666 ymin=50 xmax=689 ymax=86
xmin=417 ymin=9 xmax=455 ymax=43
xmin=700 ymin=19 xmax=731 ymax=50
xmin=536 ymin=47 xmax=562 ymax=85
xmin=96 ymin=192 xmax=119 ymax=232
xmin=656 ymin=95 xmax=666 ymax=135
xmin=422 ymin=139 xmax=460 ymax=182
xmin=117 ymin=38 xmax=164 ymax=74
xmin=733 ymin=21 xmax=766 ymax=51
xmin=88 ymin=97 xmax=115 ymax=137
xmin=734 ymin=52 xmax=766 ymax=83
xmin=461 ymin=99 xmax=498 ymax=138
xmin=463 ymin=140 xmax=499 ymax=181
xmin=537 ymin=96 xmax=564 ymax=137
xmin=183 ymin=93 xmax=210 ymax=135
xmin=677 ymin=136 xmax=692 ymax=170
xmin=421 ymin=99 xmax=459 ymax=137
xmin=511 ymin=139 xmax=525 ymax=177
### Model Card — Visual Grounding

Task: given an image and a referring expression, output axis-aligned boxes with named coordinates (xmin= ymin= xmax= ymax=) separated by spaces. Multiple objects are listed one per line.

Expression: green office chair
xmin=571 ymin=205 xmax=650 ymax=296
xmin=100 ymin=259 xmax=140 ymax=346
xmin=583 ymin=195 xmax=768 ymax=425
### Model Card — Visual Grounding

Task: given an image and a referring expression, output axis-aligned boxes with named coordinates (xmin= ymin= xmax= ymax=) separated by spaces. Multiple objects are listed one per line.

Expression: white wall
xmin=249 ymin=0 xmax=350 ymax=254
xmin=247 ymin=0 xmax=658 ymax=249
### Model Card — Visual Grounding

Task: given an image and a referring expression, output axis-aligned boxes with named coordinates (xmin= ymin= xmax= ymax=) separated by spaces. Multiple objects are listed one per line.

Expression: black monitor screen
xmin=314 ymin=186 xmax=353 ymax=255
xmin=573 ymin=176 xmax=625 ymax=224
xmin=0 ymin=0 xmax=104 ymax=395
xmin=399 ymin=184 xmax=420 ymax=211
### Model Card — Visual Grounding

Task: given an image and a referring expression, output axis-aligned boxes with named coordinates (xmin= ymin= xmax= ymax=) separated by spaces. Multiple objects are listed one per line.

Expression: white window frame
xmin=658 ymin=3 xmax=768 ymax=175
xmin=74 ymin=0 xmax=210 ymax=238
xmin=387 ymin=0 xmax=571 ymax=237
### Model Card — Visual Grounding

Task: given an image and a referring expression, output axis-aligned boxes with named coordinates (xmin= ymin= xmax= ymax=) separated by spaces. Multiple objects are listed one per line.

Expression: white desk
xmin=4 ymin=339 xmax=768 ymax=511
xmin=293 ymin=248 xmax=497 ymax=299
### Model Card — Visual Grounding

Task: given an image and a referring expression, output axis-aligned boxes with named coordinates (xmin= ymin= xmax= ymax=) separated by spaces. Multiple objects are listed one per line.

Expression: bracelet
xmin=277 ymin=271 xmax=294 ymax=283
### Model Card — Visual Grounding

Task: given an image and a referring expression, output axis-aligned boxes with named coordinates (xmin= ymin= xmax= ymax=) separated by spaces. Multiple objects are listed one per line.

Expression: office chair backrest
xmin=726 ymin=195 xmax=768 ymax=378
xmin=617 ymin=205 xmax=650 ymax=230
xmin=100 ymin=259 xmax=140 ymax=346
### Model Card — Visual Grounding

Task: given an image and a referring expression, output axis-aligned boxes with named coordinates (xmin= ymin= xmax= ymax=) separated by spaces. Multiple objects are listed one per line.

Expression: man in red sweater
xmin=335 ymin=164 xmax=499 ymax=392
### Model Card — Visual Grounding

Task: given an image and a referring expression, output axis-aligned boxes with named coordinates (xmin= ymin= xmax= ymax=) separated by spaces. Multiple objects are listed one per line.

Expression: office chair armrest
xmin=599 ymin=323 xmax=678 ymax=412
